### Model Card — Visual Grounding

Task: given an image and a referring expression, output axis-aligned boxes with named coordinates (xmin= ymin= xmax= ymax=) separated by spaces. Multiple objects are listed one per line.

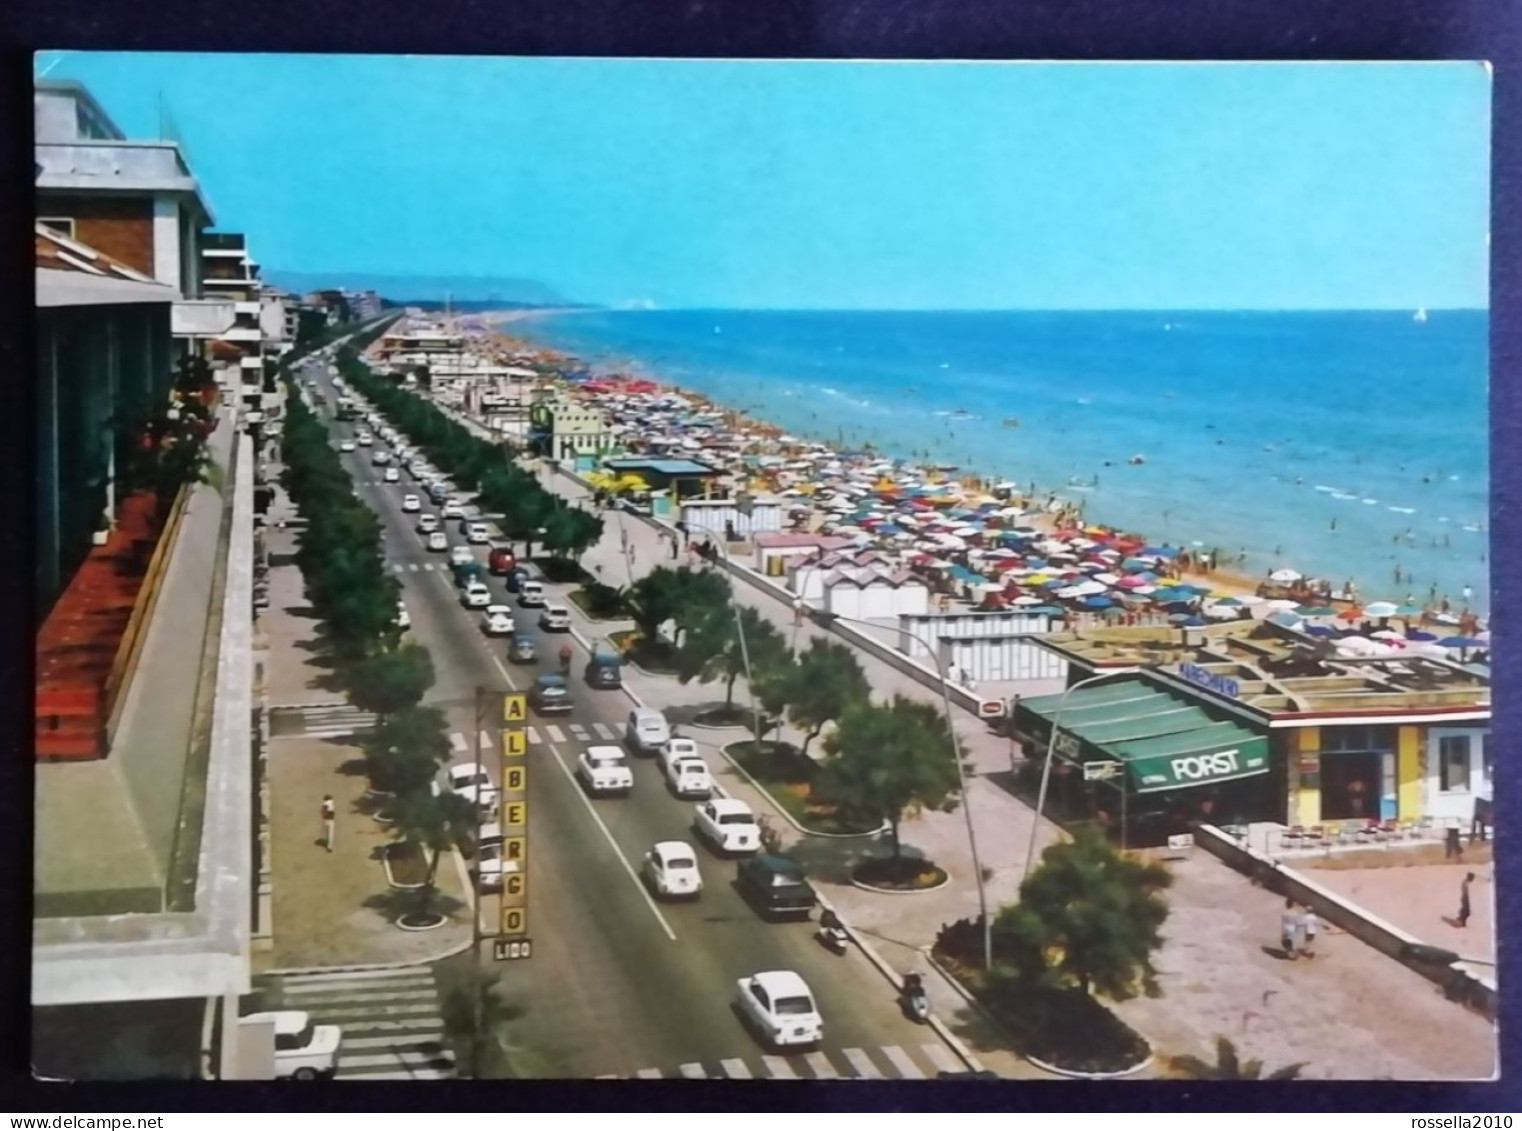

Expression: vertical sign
xmin=498 ymin=693 xmax=529 ymax=947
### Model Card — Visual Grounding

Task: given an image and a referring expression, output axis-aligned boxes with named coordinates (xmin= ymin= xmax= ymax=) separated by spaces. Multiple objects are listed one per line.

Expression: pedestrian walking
xmin=1301 ymin=908 xmax=1319 ymax=958
xmin=1280 ymin=898 xmax=1302 ymax=960
xmin=320 ymin=794 xmax=336 ymax=852
xmin=1444 ymin=825 xmax=1464 ymax=861
xmin=1457 ymin=872 xmax=1475 ymax=928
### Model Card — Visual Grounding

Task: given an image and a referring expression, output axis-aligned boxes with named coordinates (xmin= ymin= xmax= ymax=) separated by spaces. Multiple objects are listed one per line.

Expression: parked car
xmin=488 ymin=545 xmax=517 ymax=575
xmin=476 ymin=823 xmax=508 ymax=893
xmin=467 ymin=522 xmax=491 ymax=545
xmin=383 ymin=466 xmax=400 ymax=483
xmin=641 ymin=841 xmax=703 ymax=899
xmin=577 ymin=745 xmax=634 ymax=797
xmin=517 ymin=579 xmax=546 ymax=608
xmin=584 ymin=651 xmax=622 ymax=688
xmin=736 ymin=854 xmax=817 ymax=920
xmin=734 ymin=971 xmax=823 ymax=1051
xmin=529 ymin=673 xmax=572 ymax=715
xmin=372 ymin=450 xmax=391 ymax=465
xmin=416 ymin=513 xmax=439 ymax=533
xmin=482 ymin=605 xmax=515 ymax=636
xmin=445 ymin=764 xmax=499 ymax=812
xmin=660 ymin=748 xmax=713 ymax=799
xmin=461 ymin=581 xmax=492 ymax=609
xmin=507 ymin=633 xmax=537 ymax=663
xmin=356 ymin=432 xmax=373 ymax=447
xmin=426 ymin=531 xmax=448 ymax=552
xmin=442 ymin=500 xmax=464 ymax=520
xmin=450 ymin=545 xmax=474 ymax=566
xmin=240 ymin=1011 xmax=342 ymax=1080
xmin=625 ymin=707 xmax=671 ymax=756
xmin=693 ymin=798 xmax=761 ymax=856
xmin=539 ymin=605 xmax=572 ymax=632
xmin=338 ymin=440 xmax=356 ymax=453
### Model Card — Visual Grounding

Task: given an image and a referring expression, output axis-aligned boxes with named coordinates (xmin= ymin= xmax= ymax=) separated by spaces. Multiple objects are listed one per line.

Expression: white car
xmin=356 ymin=432 xmax=373 ymax=447
xmin=693 ymin=798 xmax=761 ymax=855
xmin=641 ymin=840 xmax=703 ymax=899
xmin=661 ymin=752 xmax=713 ymax=799
xmin=372 ymin=450 xmax=391 ymax=465
xmin=735 ymin=971 xmax=823 ymax=1050
xmin=338 ymin=440 xmax=356 ymax=453
xmin=241 ymin=1011 xmax=342 ymax=1080
xmin=462 ymin=581 xmax=492 ymax=608
xmin=539 ymin=605 xmax=572 ymax=632
xmin=395 ymin=599 xmax=410 ymax=630
xmin=517 ymin=580 xmax=546 ymax=608
xmin=426 ymin=531 xmax=448 ymax=552
xmin=577 ymin=745 xmax=634 ymax=797
xmin=625 ymin=707 xmax=671 ymax=756
xmin=481 ymin=605 xmax=515 ymax=635
xmin=441 ymin=500 xmax=464 ymax=520
xmin=662 ymin=737 xmax=700 ymax=765
xmin=476 ymin=823 xmax=515 ymax=893
xmin=446 ymin=764 xmax=499 ymax=812
xmin=383 ymin=466 xmax=400 ymax=483
xmin=450 ymin=545 xmax=474 ymax=567
xmin=467 ymin=522 xmax=491 ymax=545
xmin=416 ymin=513 xmax=438 ymax=533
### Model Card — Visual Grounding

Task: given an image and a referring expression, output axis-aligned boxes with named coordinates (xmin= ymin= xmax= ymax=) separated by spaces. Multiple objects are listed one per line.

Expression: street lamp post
xmin=707 ymin=540 xmax=765 ymax=751
xmin=806 ymin=606 xmax=992 ymax=971
xmin=1020 ymin=671 xmax=1129 ymax=888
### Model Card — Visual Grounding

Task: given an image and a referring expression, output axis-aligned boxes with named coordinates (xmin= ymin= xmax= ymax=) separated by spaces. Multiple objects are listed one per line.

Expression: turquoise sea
xmin=504 ymin=309 xmax=1490 ymax=614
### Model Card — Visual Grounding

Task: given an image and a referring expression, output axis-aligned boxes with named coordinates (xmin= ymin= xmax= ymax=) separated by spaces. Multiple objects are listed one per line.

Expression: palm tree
xmin=1167 ymin=1036 xmax=1306 ymax=1081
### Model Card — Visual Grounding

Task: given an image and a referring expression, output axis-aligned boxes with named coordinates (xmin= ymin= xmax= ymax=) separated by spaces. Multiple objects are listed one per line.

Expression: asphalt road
xmin=299 ymin=359 xmax=958 ymax=1080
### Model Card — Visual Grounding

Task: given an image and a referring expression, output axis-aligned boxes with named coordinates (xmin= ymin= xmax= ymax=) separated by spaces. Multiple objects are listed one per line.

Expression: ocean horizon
xmin=502 ymin=308 xmax=1490 ymax=615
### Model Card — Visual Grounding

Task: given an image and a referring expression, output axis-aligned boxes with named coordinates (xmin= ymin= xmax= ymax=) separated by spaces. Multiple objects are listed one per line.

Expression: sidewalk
xmin=256 ymin=474 xmax=472 ymax=974
xmin=529 ymin=458 xmax=1498 ymax=1080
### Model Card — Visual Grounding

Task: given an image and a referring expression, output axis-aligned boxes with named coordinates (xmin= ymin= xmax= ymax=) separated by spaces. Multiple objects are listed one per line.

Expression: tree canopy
xmin=1167 ymin=1036 xmax=1305 ymax=1081
xmin=994 ymin=826 xmax=1173 ymax=1000
xmin=678 ymin=603 xmax=791 ymax=708
xmin=782 ymin=638 xmax=871 ymax=757
xmin=815 ymin=695 xmax=963 ymax=859
xmin=347 ymin=643 xmax=436 ymax=719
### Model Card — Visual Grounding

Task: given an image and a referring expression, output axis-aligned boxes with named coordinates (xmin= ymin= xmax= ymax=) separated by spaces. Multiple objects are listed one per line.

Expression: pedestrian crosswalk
xmin=447 ymin=723 xmax=618 ymax=752
xmin=270 ymin=703 xmax=378 ymax=739
xmin=256 ymin=965 xmax=457 ymax=1081
xmin=596 ymin=1042 xmax=965 ymax=1081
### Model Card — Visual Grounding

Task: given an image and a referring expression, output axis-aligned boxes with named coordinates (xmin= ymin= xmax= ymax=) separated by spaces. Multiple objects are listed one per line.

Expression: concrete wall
xmin=38 ymin=194 xmax=156 ymax=276
xmin=1194 ymin=823 xmax=1497 ymax=1020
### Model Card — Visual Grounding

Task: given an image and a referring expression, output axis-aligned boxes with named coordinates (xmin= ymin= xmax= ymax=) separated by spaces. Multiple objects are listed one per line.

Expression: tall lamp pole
xmin=806 ymin=606 xmax=992 ymax=971
xmin=708 ymin=541 xmax=764 ymax=750
xmin=471 ymin=686 xmax=486 ymax=1079
xmin=1020 ymin=671 xmax=1128 ymax=888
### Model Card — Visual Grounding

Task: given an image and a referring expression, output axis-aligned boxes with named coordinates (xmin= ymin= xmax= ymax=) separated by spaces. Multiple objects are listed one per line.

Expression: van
xmin=584 ymin=651 xmax=622 ymax=689
xmin=625 ymin=707 xmax=671 ymax=756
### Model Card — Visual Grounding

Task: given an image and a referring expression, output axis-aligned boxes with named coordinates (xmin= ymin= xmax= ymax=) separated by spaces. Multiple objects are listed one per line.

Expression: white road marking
xmin=282 ymin=985 xmax=435 ymax=1001
xmin=842 ymin=1047 xmax=883 ymax=1079
xmin=760 ymin=1055 xmax=797 ymax=1079
xmin=392 ymin=564 xmax=405 ymax=573
xmin=546 ymin=724 xmax=567 ymax=743
xmin=569 ymin=724 xmax=589 ymax=739
xmin=525 ymin=726 xmax=542 ymax=745
xmin=920 ymin=1043 xmax=963 ymax=1074
xmin=479 ymin=729 xmax=493 ymax=750
xmin=339 ymin=1018 xmax=450 ymax=1035
xmin=636 ymin=1068 xmax=663 ymax=1079
xmin=678 ymin=1062 xmax=707 ymax=1079
xmin=339 ymin=1050 xmax=453 ymax=1070
xmin=592 ymin=723 xmax=617 ymax=740
xmin=546 ymin=742 xmax=676 ymax=942
xmin=881 ymin=1045 xmax=926 ymax=1079
xmin=803 ymin=1051 xmax=838 ymax=1078
xmin=270 ymin=966 xmax=425 ymax=984
xmin=409 ymin=563 xmax=420 ymax=572
xmin=341 ymin=1032 xmax=446 ymax=1050
xmin=450 ymin=732 xmax=468 ymax=753
xmin=720 ymin=1058 xmax=752 ymax=1079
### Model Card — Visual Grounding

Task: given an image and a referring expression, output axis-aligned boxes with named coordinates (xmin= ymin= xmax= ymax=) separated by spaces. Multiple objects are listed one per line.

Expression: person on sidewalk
xmin=1445 ymin=825 xmax=1464 ymax=861
xmin=1301 ymin=908 xmax=1319 ymax=958
xmin=320 ymin=794 xmax=336 ymax=852
xmin=1457 ymin=872 xmax=1475 ymax=927
xmin=1280 ymin=898 xmax=1302 ymax=960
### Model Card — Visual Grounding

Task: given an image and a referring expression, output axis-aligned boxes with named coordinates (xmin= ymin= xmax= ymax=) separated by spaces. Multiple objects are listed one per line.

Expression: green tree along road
xmin=782 ymin=638 xmax=871 ymax=757
xmin=387 ymin=786 xmax=475 ymax=929
xmin=816 ymin=695 xmax=963 ymax=864
xmin=995 ymin=826 xmax=1173 ymax=1000
xmin=362 ymin=706 xmax=453 ymax=798
xmin=346 ymin=643 xmax=436 ymax=720
xmin=677 ymin=604 xmax=790 ymax=710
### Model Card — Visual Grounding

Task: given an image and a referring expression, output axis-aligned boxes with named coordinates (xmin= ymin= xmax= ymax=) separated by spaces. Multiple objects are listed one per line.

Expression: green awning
xmin=1119 ymin=729 xmax=1270 ymax=793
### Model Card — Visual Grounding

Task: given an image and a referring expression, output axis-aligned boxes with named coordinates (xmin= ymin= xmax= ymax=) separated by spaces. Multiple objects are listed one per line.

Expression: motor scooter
xmin=900 ymin=972 xmax=930 ymax=1023
xmin=814 ymin=910 xmax=848 ymax=955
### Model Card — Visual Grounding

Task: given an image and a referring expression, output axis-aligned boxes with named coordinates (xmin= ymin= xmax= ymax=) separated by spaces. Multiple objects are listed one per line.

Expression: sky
xmin=37 ymin=53 xmax=1491 ymax=311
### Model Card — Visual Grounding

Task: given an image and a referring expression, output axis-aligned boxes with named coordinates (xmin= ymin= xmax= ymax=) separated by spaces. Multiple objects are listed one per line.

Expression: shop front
xmin=1287 ymin=723 xmax=1450 ymax=826
xmin=1014 ymin=678 xmax=1277 ymax=846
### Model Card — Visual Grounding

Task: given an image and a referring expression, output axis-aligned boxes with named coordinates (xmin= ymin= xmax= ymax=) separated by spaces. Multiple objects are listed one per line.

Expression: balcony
xmin=171 ymin=299 xmax=236 ymax=339
xmin=234 ymin=301 xmax=261 ymax=316
xmin=220 ymin=326 xmax=262 ymax=343
xmin=201 ymin=232 xmax=247 ymax=253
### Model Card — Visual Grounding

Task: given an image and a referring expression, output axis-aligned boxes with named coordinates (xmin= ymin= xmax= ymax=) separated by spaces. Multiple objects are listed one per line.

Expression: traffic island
xmin=933 ymin=920 xmax=1153 ymax=1078
xmin=382 ymin=841 xmax=431 ymax=890
xmin=850 ymin=856 xmax=950 ymax=893
xmin=724 ymin=740 xmax=884 ymax=837
xmin=566 ymin=581 xmax=629 ymax=621
xmin=691 ymin=704 xmax=750 ymax=728
xmin=607 ymin=630 xmax=683 ymax=675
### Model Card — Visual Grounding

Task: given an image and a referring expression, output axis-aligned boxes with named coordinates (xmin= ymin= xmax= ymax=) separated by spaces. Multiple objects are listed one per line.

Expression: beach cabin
xmin=679 ymin=496 xmax=785 ymax=540
xmin=792 ymin=552 xmax=931 ymax=620
xmin=753 ymin=533 xmax=857 ymax=577
xmin=599 ymin=457 xmax=725 ymax=517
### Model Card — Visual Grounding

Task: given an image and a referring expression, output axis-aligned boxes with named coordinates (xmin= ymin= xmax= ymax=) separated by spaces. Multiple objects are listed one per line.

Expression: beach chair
xmin=1282 ymin=825 xmax=1306 ymax=849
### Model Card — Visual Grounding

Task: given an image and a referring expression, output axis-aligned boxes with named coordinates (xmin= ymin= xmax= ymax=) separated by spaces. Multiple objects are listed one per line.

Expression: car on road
xmin=240 ymin=1011 xmax=342 ymax=1080
xmin=356 ymin=432 xmax=373 ymax=446
xmin=466 ymin=522 xmax=491 ymax=545
xmin=482 ymin=605 xmax=515 ymax=636
xmin=372 ymin=450 xmax=391 ymax=465
xmin=475 ymin=823 xmax=512 ymax=893
xmin=445 ymin=764 xmax=499 ymax=812
xmin=426 ymin=531 xmax=448 ymax=552
xmin=625 ymin=707 xmax=671 ymax=756
xmin=693 ymin=798 xmax=761 ymax=856
xmin=660 ymin=747 xmax=713 ymax=799
xmin=450 ymin=545 xmax=474 ymax=567
xmin=516 ymin=579 xmax=546 ymax=607
xmin=488 ymin=545 xmax=517 ymax=575
xmin=416 ymin=513 xmax=439 ymax=533
xmin=529 ymin=673 xmax=572 ymax=715
xmin=383 ymin=466 xmax=400 ymax=483
xmin=503 ymin=567 xmax=530 ymax=594
xmin=584 ymin=651 xmax=622 ymax=689
xmin=735 ymin=971 xmax=823 ymax=1051
xmin=735 ymin=854 xmax=817 ymax=920
xmin=395 ymin=599 xmax=411 ymax=630
xmin=442 ymin=500 xmax=464 ymax=520
xmin=507 ymin=633 xmax=537 ymax=663
xmin=338 ymin=440 xmax=356 ymax=453
xmin=539 ymin=605 xmax=572 ymax=632
xmin=461 ymin=581 xmax=492 ymax=609
xmin=576 ymin=745 xmax=634 ymax=797
xmin=641 ymin=841 xmax=703 ymax=899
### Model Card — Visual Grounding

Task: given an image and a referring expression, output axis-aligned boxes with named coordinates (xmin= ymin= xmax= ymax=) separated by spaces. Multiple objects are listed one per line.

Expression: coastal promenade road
xmin=313 ymin=373 xmax=967 ymax=1080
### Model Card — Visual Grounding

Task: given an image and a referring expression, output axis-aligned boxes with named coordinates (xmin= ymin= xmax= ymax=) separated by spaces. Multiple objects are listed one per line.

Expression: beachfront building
xmin=532 ymin=396 xmax=618 ymax=467
xmin=1011 ymin=620 xmax=1490 ymax=844
xmin=598 ymin=456 xmax=725 ymax=516
xmin=679 ymin=495 xmax=786 ymax=540
xmin=752 ymin=532 xmax=859 ymax=577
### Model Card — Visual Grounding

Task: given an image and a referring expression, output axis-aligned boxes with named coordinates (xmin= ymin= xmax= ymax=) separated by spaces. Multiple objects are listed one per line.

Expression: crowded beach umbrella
xmin=1169 ymin=614 xmax=1209 ymax=627
xmin=1055 ymin=585 xmax=1086 ymax=600
xmin=1395 ymin=603 xmax=1425 ymax=617
xmin=1439 ymin=636 xmax=1484 ymax=649
xmin=1405 ymin=629 xmax=1438 ymax=641
xmin=1141 ymin=545 xmax=1181 ymax=557
xmin=1213 ymin=596 xmax=1245 ymax=607
xmin=1295 ymin=605 xmax=1336 ymax=617
xmin=1100 ymin=605 xmax=1129 ymax=620
xmin=1121 ymin=557 xmax=1154 ymax=572
xmin=1115 ymin=575 xmax=1150 ymax=589
xmin=1235 ymin=593 xmax=1266 ymax=606
xmin=1336 ymin=606 xmax=1364 ymax=622
xmin=1011 ymin=595 xmax=1043 ymax=606
xmin=1264 ymin=599 xmax=1299 ymax=611
xmin=1202 ymin=604 xmax=1240 ymax=620
xmin=1082 ymin=595 xmax=1116 ymax=609
xmin=1092 ymin=571 xmax=1120 ymax=585
xmin=1269 ymin=568 xmax=1303 ymax=584
xmin=1025 ymin=606 xmax=1065 ymax=617
xmin=1073 ymin=579 xmax=1109 ymax=596
xmin=1304 ymin=624 xmax=1335 ymax=636
xmin=1363 ymin=601 xmax=1399 ymax=618
xmin=1267 ymin=611 xmax=1305 ymax=629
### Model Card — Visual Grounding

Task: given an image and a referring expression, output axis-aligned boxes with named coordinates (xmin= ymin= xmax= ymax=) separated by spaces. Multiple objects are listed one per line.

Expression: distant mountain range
xmin=264 ymin=271 xmax=571 ymax=306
